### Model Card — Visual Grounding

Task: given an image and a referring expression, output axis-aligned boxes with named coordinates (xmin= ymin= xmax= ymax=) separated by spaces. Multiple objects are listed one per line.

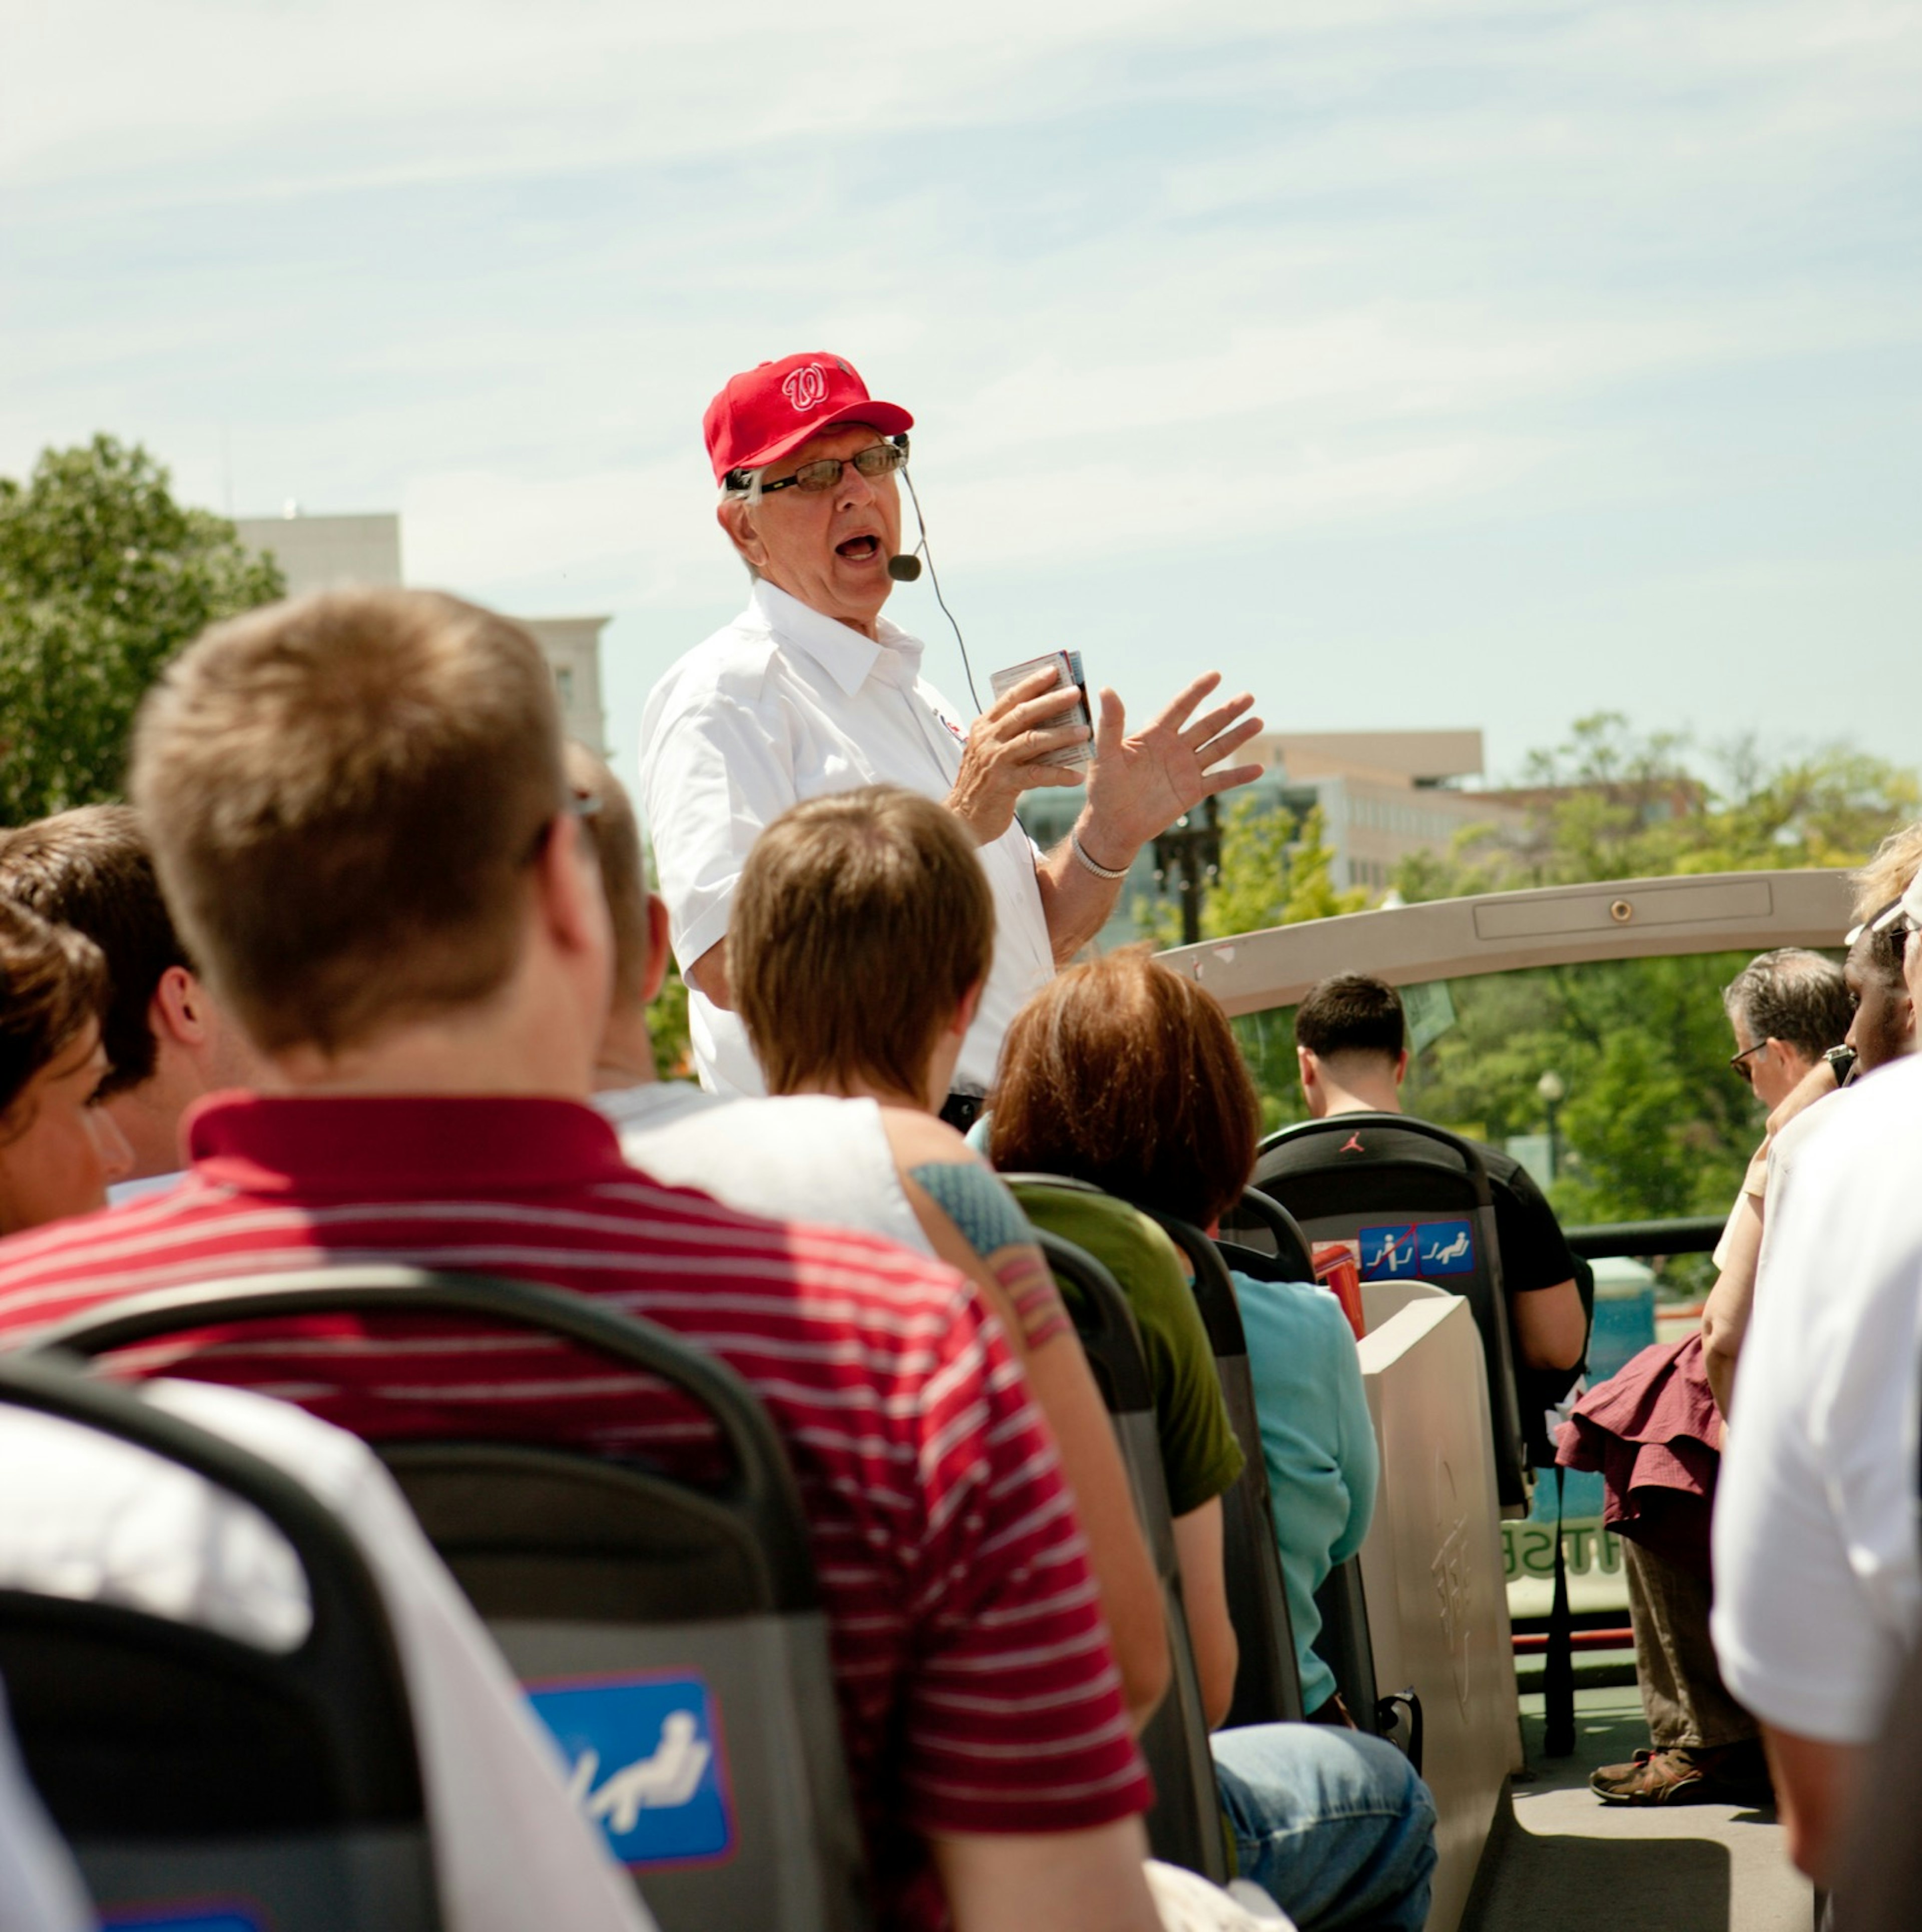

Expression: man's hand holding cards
xmin=989 ymin=651 xmax=1093 ymax=770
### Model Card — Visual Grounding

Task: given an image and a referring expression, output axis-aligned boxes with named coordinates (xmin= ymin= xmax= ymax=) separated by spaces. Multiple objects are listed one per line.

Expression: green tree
xmin=1137 ymin=798 xmax=1365 ymax=946
xmin=646 ymin=958 xmax=695 ymax=1081
xmin=0 ymin=436 xmax=283 ymax=824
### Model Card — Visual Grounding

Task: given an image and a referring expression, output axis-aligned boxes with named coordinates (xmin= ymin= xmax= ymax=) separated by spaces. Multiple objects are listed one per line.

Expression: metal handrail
xmin=1562 ymin=1216 xmax=1726 ymax=1261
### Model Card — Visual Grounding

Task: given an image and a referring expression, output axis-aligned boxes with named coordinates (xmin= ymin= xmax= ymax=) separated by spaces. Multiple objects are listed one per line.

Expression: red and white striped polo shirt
xmin=0 ymin=1093 xmax=1150 ymax=1930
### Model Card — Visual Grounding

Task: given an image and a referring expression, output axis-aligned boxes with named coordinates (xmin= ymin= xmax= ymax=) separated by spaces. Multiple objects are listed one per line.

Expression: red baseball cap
xmin=704 ymin=352 xmax=914 ymax=484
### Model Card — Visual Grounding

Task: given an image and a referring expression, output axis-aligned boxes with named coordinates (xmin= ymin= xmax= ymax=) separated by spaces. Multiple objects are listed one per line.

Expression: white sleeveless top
xmin=595 ymin=1084 xmax=932 ymax=1260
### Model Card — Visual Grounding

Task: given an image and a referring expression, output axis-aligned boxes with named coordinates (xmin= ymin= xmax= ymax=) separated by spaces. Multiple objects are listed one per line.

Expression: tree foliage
xmin=1397 ymin=711 xmax=1917 ymax=899
xmin=0 ymin=436 xmax=283 ymax=825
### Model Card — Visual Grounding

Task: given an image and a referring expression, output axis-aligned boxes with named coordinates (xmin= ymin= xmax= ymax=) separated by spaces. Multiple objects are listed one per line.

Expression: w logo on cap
xmin=782 ymin=363 xmax=828 ymax=412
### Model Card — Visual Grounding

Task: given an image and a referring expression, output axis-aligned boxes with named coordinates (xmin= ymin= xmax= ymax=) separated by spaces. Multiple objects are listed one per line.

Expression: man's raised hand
xmin=945 ymin=664 xmax=1093 ymax=845
xmin=1081 ymin=673 xmax=1263 ymax=867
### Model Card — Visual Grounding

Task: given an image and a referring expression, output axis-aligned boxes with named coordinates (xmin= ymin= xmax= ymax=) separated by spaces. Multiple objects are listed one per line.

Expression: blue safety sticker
xmin=1416 ymin=1220 xmax=1476 ymax=1277
xmin=105 ymin=1909 xmax=264 ymax=1932
xmin=529 ymin=1671 xmax=733 ymax=1868
xmin=1358 ymin=1224 xmax=1421 ymax=1280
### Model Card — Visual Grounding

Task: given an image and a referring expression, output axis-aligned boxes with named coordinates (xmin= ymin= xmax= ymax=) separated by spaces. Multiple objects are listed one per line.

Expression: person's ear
xmin=717 ymin=499 xmax=767 ymax=573
xmin=150 ymin=965 xmax=210 ymax=1048
xmin=1296 ymin=1045 xmax=1317 ymax=1092
xmin=642 ymin=892 xmax=672 ymax=1004
xmin=534 ymin=812 xmax=608 ymax=962
xmin=1394 ymin=1048 xmax=1409 ymax=1086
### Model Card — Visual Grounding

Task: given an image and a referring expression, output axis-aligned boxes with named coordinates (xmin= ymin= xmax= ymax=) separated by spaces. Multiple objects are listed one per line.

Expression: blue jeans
xmin=1211 ymin=1725 xmax=1436 ymax=1932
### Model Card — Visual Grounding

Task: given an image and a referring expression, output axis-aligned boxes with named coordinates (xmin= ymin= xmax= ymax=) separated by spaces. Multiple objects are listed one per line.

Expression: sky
xmin=5 ymin=0 xmax=1918 ymax=791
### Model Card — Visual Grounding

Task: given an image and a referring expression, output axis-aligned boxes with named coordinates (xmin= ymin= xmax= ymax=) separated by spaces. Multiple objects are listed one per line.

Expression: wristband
xmin=1069 ymin=830 xmax=1131 ymax=881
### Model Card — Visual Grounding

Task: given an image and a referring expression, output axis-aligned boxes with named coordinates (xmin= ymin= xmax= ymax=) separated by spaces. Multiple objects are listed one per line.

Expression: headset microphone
xmin=896 ymin=461 xmax=982 ymax=711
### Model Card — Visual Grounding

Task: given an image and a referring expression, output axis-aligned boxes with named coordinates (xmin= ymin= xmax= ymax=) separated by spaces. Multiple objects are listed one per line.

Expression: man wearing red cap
xmin=639 ymin=351 xmax=1265 ymax=1101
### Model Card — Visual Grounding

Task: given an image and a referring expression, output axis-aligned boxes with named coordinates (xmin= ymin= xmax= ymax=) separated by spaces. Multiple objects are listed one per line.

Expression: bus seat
xmin=1217 ymin=1187 xmax=1316 ymax=1282
xmin=26 ymin=1270 xmax=872 ymax=1932
xmin=1126 ymin=1208 xmax=1307 ymax=1730
xmin=1310 ymin=1558 xmax=1399 ymax=1753
xmin=1215 ymin=1197 xmax=1390 ymax=1743
xmin=1254 ymin=1116 xmax=1533 ymax=1514
xmin=0 ymin=1353 xmax=441 ymax=1932
xmin=1354 ymin=1287 xmax=1517 ymax=1932
xmin=1024 ymin=1223 xmax=1232 ymax=1885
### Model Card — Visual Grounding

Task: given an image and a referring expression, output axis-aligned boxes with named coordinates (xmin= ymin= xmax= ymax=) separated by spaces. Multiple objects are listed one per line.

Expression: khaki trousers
xmin=1623 ymin=1536 xmax=1758 ymax=1750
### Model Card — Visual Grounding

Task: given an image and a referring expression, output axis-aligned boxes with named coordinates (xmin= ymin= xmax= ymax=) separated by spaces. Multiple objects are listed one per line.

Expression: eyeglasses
xmin=752 ymin=440 xmax=907 ymax=496
xmin=1728 ymin=1039 xmax=1769 ymax=1084
xmin=523 ymin=789 xmax=603 ymax=866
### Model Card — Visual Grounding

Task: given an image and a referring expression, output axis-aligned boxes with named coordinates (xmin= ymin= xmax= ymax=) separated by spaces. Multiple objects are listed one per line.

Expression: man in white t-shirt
xmin=1712 ymin=875 xmax=1922 ymax=1883
xmin=639 ymin=351 xmax=1265 ymax=1106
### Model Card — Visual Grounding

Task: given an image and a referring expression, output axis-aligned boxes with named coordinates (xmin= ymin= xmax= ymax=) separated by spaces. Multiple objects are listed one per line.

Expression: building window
xmin=554 ymin=665 xmax=576 ymax=707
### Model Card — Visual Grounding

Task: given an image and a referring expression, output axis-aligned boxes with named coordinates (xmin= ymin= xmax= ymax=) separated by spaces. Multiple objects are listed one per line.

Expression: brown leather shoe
xmin=1590 ymin=1743 xmax=1773 ymax=1806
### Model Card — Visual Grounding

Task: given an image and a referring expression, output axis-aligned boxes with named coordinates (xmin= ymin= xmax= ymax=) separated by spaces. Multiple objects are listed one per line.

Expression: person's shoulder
xmin=0 ymin=1175 xmax=223 ymax=1302
xmin=875 ymin=1105 xmax=980 ymax=1172
xmin=1009 ymin=1182 xmax=1183 ymax=1276
xmin=1473 ymin=1140 xmax=1535 ymax=1194
xmin=1771 ymin=1087 xmax=1848 ymax=1164
xmin=1233 ymin=1265 xmax=1350 ymax=1339
xmin=596 ymin=1079 xmax=729 ymax=1136
xmin=640 ymin=606 xmax=784 ymax=729
xmin=1791 ymin=1054 xmax=1922 ymax=1186
xmin=597 ymin=1149 xmax=975 ymax=1300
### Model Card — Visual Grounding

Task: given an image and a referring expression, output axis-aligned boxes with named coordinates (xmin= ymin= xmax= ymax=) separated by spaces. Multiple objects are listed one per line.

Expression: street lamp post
xmin=1537 ymin=1069 xmax=1566 ymax=1184
xmin=1151 ymin=794 xmax=1222 ymax=948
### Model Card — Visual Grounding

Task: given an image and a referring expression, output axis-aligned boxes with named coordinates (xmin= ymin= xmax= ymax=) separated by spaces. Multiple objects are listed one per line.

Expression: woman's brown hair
xmin=0 ymin=900 xmax=109 ymax=1127
xmin=989 ymin=946 xmax=1260 ymax=1227
xmin=731 ymin=786 xmax=994 ymax=1099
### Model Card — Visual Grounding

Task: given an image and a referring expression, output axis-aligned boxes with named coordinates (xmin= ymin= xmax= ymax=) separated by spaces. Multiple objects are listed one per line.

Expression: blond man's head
xmin=132 ymin=587 xmax=574 ymax=1057
xmin=1853 ymin=821 xmax=1922 ymax=927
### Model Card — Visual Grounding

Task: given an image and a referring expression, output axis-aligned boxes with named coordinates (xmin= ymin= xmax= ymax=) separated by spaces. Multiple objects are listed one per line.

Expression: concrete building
xmin=1248 ymin=730 xmax=1527 ymax=895
xmin=232 ymin=509 xmax=608 ymax=752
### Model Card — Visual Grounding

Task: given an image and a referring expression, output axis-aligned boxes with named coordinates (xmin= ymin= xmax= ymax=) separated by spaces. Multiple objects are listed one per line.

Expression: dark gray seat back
xmin=1216 ymin=1194 xmax=1390 ymax=1737
xmin=27 ymin=1269 xmax=872 ymax=1932
xmin=1217 ymin=1186 xmax=1316 ymax=1282
xmin=1022 ymin=1220 xmax=1230 ymax=1884
xmin=1130 ymin=1208 xmax=1306 ymax=1729
xmin=1254 ymin=1115 xmax=1532 ymax=1510
xmin=0 ymin=1352 xmax=440 ymax=1932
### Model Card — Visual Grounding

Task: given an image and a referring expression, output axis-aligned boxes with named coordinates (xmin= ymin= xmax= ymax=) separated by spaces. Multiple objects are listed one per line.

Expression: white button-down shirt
xmin=638 ymin=581 xmax=1056 ymax=1096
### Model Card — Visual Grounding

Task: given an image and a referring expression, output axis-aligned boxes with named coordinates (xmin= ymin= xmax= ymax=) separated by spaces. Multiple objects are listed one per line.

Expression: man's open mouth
xmin=835 ymin=534 xmax=880 ymax=561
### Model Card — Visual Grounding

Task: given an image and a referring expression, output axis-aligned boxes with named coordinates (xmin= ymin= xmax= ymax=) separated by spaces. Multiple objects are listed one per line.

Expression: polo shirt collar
xmin=184 ymin=1092 xmax=634 ymax=1197
xmin=749 ymin=579 xmax=922 ymax=697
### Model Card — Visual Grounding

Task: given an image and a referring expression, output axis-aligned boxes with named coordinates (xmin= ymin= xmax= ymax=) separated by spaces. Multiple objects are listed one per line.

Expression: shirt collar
xmin=184 ymin=1092 xmax=634 ymax=1197
xmin=749 ymin=579 xmax=923 ymax=697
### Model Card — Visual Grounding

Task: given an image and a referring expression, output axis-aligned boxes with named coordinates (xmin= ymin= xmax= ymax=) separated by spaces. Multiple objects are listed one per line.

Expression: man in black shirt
xmin=1257 ymin=973 xmax=1587 ymax=1382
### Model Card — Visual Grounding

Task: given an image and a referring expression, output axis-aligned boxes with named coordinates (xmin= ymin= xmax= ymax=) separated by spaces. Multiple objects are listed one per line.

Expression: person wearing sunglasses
xmin=638 ymin=350 xmax=1265 ymax=1109
xmin=1570 ymin=944 xmax=1855 ymax=1809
